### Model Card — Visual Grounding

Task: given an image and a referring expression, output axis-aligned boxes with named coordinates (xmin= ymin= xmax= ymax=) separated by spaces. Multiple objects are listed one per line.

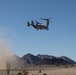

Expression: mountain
xmin=37 ymin=54 xmax=55 ymax=59
xmin=8 ymin=55 xmax=25 ymax=68
xmin=36 ymin=58 xmax=70 ymax=65
xmin=7 ymin=53 xmax=76 ymax=69
xmin=22 ymin=53 xmax=40 ymax=64
xmin=21 ymin=53 xmax=76 ymax=65
xmin=7 ymin=54 xmax=76 ymax=69
xmin=60 ymin=56 xmax=76 ymax=64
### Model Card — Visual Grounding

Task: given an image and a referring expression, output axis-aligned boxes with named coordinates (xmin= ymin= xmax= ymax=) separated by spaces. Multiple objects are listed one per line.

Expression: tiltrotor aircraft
xmin=27 ymin=18 xmax=51 ymax=30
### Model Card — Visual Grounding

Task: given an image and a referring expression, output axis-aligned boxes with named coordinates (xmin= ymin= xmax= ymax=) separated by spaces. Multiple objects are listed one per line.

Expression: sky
xmin=0 ymin=0 xmax=76 ymax=61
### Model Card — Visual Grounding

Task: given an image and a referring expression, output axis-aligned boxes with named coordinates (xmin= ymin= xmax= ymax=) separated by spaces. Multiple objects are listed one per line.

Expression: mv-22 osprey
xmin=27 ymin=18 xmax=52 ymax=30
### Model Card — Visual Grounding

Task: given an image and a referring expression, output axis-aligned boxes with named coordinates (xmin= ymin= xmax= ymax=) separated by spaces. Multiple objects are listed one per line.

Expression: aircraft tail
xmin=31 ymin=20 xmax=34 ymax=25
xmin=27 ymin=22 xmax=30 ymax=26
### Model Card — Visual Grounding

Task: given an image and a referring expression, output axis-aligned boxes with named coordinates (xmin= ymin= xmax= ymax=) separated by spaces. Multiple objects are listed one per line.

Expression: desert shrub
xmin=64 ymin=65 xmax=68 ymax=68
xmin=6 ymin=62 xmax=11 ymax=75
xmin=22 ymin=70 xmax=29 ymax=75
xmin=56 ymin=64 xmax=60 ymax=67
xmin=39 ymin=70 xmax=41 ymax=73
xmin=17 ymin=72 xmax=23 ymax=75
xmin=43 ymin=73 xmax=47 ymax=75
xmin=71 ymin=64 xmax=74 ymax=67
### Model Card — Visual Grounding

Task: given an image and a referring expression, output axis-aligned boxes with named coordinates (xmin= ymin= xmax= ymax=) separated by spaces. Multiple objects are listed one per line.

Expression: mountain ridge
xmin=21 ymin=53 xmax=76 ymax=65
xmin=8 ymin=53 xmax=76 ymax=69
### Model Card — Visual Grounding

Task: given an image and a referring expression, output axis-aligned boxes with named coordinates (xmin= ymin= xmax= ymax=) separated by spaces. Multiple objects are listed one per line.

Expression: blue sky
xmin=0 ymin=0 xmax=76 ymax=61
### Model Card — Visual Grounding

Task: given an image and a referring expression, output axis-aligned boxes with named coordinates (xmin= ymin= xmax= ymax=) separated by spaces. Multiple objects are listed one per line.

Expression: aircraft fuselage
xmin=33 ymin=25 xmax=49 ymax=30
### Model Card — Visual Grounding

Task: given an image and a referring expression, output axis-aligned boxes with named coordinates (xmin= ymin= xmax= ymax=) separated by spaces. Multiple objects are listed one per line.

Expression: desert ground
xmin=26 ymin=67 xmax=76 ymax=75
xmin=0 ymin=66 xmax=76 ymax=75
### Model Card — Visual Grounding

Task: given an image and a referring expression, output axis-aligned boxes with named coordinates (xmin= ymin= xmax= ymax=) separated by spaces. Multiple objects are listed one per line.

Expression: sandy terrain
xmin=0 ymin=67 xmax=76 ymax=75
xmin=28 ymin=67 xmax=76 ymax=75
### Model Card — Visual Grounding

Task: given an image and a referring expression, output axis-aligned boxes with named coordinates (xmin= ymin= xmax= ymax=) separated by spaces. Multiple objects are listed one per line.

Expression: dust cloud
xmin=0 ymin=27 xmax=18 ymax=69
xmin=0 ymin=38 xmax=15 ymax=69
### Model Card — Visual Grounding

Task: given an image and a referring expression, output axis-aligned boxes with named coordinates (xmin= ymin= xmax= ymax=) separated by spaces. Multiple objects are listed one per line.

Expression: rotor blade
xmin=40 ymin=18 xmax=46 ymax=20
xmin=40 ymin=17 xmax=52 ymax=20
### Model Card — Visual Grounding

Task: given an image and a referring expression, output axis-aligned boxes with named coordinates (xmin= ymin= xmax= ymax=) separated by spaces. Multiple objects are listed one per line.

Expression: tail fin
xmin=31 ymin=20 xmax=34 ymax=25
xmin=27 ymin=22 xmax=30 ymax=26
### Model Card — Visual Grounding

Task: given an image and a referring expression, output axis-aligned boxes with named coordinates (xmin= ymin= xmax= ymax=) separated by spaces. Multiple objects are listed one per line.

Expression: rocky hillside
xmin=21 ymin=53 xmax=76 ymax=65
xmin=22 ymin=53 xmax=40 ymax=64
